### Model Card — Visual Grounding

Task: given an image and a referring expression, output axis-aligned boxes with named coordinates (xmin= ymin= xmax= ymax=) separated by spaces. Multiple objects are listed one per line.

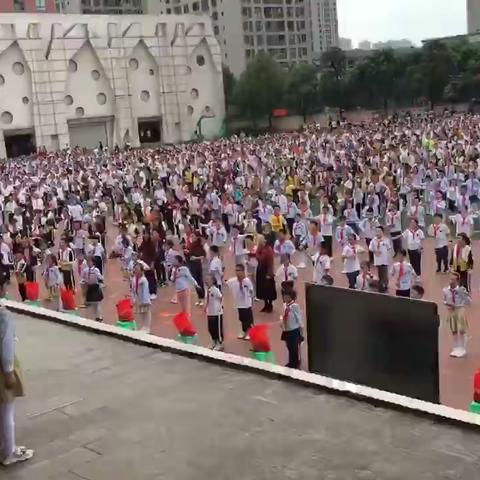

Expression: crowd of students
xmin=0 ymin=110 xmax=479 ymax=371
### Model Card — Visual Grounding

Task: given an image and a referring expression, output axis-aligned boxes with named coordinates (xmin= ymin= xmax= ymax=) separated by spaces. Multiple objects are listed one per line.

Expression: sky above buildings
xmin=338 ymin=0 xmax=467 ymax=47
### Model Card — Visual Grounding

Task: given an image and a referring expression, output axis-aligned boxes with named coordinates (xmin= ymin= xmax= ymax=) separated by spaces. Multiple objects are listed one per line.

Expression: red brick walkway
xmin=9 ymin=225 xmax=480 ymax=411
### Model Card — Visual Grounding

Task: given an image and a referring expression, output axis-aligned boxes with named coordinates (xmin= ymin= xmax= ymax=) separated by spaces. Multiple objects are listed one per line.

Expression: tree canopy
xmin=230 ymin=40 xmax=480 ymax=122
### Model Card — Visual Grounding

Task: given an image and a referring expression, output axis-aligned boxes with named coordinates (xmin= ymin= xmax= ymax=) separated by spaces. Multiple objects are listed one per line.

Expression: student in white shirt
xmin=355 ymin=260 xmax=375 ymax=291
xmin=299 ymin=220 xmax=323 ymax=269
xmin=80 ymin=256 xmax=104 ymax=322
xmin=390 ymin=249 xmax=416 ymax=298
xmin=427 ymin=213 xmax=450 ymax=273
xmin=335 ymin=216 xmax=355 ymax=249
xmin=385 ymin=205 xmax=402 ymax=256
xmin=227 ymin=263 xmax=255 ymax=340
xmin=443 ymin=272 xmax=471 ymax=358
xmin=313 ymin=244 xmax=331 ymax=284
xmin=131 ymin=262 xmax=152 ymax=333
xmin=275 ymin=254 xmax=298 ymax=288
xmin=208 ymin=245 xmax=224 ymax=288
xmin=359 ymin=208 xmax=378 ymax=264
xmin=230 ymin=225 xmax=246 ymax=265
xmin=402 ymin=218 xmax=425 ymax=276
xmin=205 ymin=273 xmax=224 ymax=351
xmin=450 ymin=209 xmax=475 ymax=238
xmin=318 ymin=206 xmax=334 ymax=257
xmin=342 ymin=235 xmax=364 ymax=288
xmin=369 ymin=226 xmax=392 ymax=293
xmin=273 ymin=230 xmax=296 ymax=257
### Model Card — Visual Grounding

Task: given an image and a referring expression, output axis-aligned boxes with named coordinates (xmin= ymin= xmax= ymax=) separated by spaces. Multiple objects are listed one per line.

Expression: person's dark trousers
xmin=435 ymin=246 xmax=449 ymax=273
xmin=262 ymin=299 xmax=273 ymax=313
xmin=188 ymin=259 xmax=205 ymax=299
xmin=346 ymin=270 xmax=359 ymax=289
xmin=18 ymin=283 xmax=27 ymax=302
xmin=365 ymin=238 xmax=373 ymax=264
xmin=145 ymin=269 xmax=157 ymax=296
xmin=396 ymin=289 xmax=410 ymax=298
xmin=408 ymin=249 xmax=422 ymax=276
xmin=286 ymin=218 xmax=295 ymax=236
xmin=221 ymin=214 xmax=230 ymax=234
xmin=155 ymin=259 xmax=166 ymax=284
xmin=238 ymin=307 xmax=254 ymax=333
xmin=322 ymin=235 xmax=333 ymax=257
xmin=284 ymin=328 xmax=302 ymax=369
xmin=190 ymin=214 xmax=200 ymax=230
xmin=208 ymin=314 xmax=224 ymax=343
xmin=61 ymin=270 xmax=75 ymax=290
xmin=458 ymin=269 xmax=470 ymax=292
xmin=391 ymin=233 xmax=402 ymax=256
xmin=377 ymin=265 xmax=389 ymax=293
xmin=93 ymin=255 xmax=103 ymax=275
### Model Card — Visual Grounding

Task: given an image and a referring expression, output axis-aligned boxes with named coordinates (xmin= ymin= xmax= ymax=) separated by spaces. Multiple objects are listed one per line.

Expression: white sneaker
xmin=450 ymin=348 xmax=460 ymax=358
xmin=244 ymin=334 xmax=250 ymax=341
xmin=198 ymin=300 xmax=204 ymax=307
xmin=170 ymin=298 xmax=178 ymax=304
xmin=2 ymin=447 xmax=34 ymax=466
xmin=237 ymin=333 xmax=246 ymax=339
xmin=194 ymin=301 xmax=200 ymax=306
xmin=456 ymin=347 xmax=467 ymax=358
xmin=297 ymin=262 xmax=306 ymax=269
xmin=150 ymin=294 xmax=157 ymax=300
xmin=214 ymin=343 xmax=224 ymax=351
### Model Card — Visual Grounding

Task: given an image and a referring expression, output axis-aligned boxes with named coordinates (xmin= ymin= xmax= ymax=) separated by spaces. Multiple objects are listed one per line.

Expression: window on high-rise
xmin=36 ymin=0 xmax=46 ymax=10
xmin=14 ymin=0 xmax=25 ymax=11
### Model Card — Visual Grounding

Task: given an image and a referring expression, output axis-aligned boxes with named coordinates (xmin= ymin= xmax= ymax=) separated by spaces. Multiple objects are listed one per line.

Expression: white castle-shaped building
xmin=0 ymin=14 xmax=225 ymax=157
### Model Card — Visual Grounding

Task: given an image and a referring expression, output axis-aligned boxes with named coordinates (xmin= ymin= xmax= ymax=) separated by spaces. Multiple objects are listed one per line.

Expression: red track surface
xmin=9 ymin=225 xmax=479 ymax=411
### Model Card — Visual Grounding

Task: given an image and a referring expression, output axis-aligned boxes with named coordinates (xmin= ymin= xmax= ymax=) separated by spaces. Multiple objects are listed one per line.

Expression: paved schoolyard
xmin=7 ymin=315 xmax=480 ymax=480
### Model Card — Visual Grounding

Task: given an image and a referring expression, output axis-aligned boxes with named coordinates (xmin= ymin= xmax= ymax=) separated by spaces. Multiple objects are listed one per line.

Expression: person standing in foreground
xmin=227 ymin=264 xmax=254 ymax=340
xmin=402 ymin=218 xmax=424 ymax=276
xmin=205 ymin=274 xmax=224 ymax=351
xmin=443 ymin=272 xmax=471 ymax=358
xmin=281 ymin=289 xmax=304 ymax=369
xmin=0 ymin=280 xmax=34 ymax=466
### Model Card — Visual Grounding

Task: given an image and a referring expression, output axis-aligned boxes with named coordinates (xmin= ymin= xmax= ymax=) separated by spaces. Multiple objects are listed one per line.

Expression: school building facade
xmin=0 ymin=13 xmax=225 ymax=158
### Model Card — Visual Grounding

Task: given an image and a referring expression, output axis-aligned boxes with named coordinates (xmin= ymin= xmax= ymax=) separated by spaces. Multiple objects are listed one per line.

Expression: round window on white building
xmin=64 ymin=95 xmax=73 ymax=106
xmin=1 ymin=111 xmax=13 ymax=124
xmin=97 ymin=93 xmax=107 ymax=105
xmin=75 ymin=107 xmax=85 ymax=117
xmin=191 ymin=88 xmax=199 ymax=99
xmin=129 ymin=58 xmax=139 ymax=70
xmin=196 ymin=55 xmax=205 ymax=66
xmin=91 ymin=70 xmax=101 ymax=81
xmin=140 ymin=90 xmax=150 ymax=102
xmin=12 ymin=62 xmax=25 ymax=75
xmin=0 ymin=75 xmax=4 ymax=86
xmin=68 ymin=60 xmax=78 ymax=73
xmin=187 ymin=105 xmax=194 ymax=116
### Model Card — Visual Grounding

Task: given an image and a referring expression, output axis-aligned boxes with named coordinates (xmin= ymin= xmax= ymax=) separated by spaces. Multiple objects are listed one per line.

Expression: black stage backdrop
xmin=306 ymin=284 xmax=440 ymax=403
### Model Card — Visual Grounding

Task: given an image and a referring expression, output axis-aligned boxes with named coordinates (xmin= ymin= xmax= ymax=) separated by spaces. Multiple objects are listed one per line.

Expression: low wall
xmin=7 ymin=299 xmax=480 ymax=430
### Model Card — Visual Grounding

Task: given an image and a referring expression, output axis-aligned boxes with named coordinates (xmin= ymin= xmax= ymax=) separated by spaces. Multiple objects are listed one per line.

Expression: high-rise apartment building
xmin=0 ymin=0 xmax=56 ymax=12
xmin=468 ymin=0 xmax=480 ymax=34
xmin=152 ymin=0 xmax=318 ymax=76
xmin=310 ymin=0 xmax=338 ymax=53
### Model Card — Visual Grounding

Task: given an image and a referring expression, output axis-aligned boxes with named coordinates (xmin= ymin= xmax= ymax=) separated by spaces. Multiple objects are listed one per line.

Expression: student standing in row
xmin=227 ymin=264 xmax=254 ymax=340
xmin=402 ymin=218 xmax=424 ymax=276
xmin=427 ymin=214 xmax=449 ymax=274
xmin=81 ymin=256 xmax=104 ymax=322
xmin=390 ymin=249 xmax=416 ymax=298
xmin=281 ymin=289 xmax=304 ymax=369
xmin=450 ymin=233 xmax=474 ymax=292
xmin=205 ymin=274 xmax=224 ymax=351
xmin=443 ymin=272 xmax=471 ymax=358
xmin=131 ymin=263 xmax=152 ymax=333
xmin=369 ymin=226 xmax=391 ymax=293
xmin=342 ymin=235 xmax=363 ymax=289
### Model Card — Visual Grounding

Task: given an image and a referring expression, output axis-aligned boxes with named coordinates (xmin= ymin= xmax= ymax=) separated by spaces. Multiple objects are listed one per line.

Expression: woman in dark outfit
xmin=184 ymin=230 xmax=206 ymax=306
xmin=138 ymin=231 xmax=157 ymax=298
xmin=256 ymin=235 xmax=277 ymax=313
xmin=262 ymin=222 xmax=276 ymax=248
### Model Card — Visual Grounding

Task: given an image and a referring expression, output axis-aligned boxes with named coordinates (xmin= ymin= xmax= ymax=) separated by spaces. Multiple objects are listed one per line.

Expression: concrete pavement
xmin=7 ymin=315 xmax=480 ymax=479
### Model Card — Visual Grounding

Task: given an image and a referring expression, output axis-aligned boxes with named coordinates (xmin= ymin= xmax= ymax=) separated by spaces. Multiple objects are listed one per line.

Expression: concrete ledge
xmin=7 ymin=300 xmax=480 ymax=430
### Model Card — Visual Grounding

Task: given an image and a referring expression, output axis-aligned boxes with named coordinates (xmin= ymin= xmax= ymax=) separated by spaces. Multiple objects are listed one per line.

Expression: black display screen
xmin=306 ymin=284 xmax=440 ymax=404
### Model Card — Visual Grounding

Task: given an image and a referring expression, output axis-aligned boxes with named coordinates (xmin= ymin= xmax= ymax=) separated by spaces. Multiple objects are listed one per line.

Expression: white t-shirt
xmin=227 ymin=277 xmax=254 ymax=309
xmin=402 ymin=229 xmax=425 ymax=251
xmin=369 ymin=237 xmax=391 ymax=266
xmin=391 ymin=261 xmax=415 ymax=291
xmin=342 ymin=244 xmax=363 ymax=273
xmin=313 ymin=254 xmax=331 ymax=283
xmin=427 ymin=223 xmax=449 ymax=248
xmin=206 ymin=286 xmax=223 ymax=316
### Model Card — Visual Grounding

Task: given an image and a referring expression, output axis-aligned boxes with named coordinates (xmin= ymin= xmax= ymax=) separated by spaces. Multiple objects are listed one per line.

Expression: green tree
xmin=320 ymin=47 xmax=347 ymax=80
xmin=232 ymin=52 xmax=286 ymax=126
xmin=284 ymin=63 xmax=320 ymax=121
xmin=222 ymin=64 xmax=235 ymax=111
xmin=408 ymin=42 xmax=454 ymax=108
